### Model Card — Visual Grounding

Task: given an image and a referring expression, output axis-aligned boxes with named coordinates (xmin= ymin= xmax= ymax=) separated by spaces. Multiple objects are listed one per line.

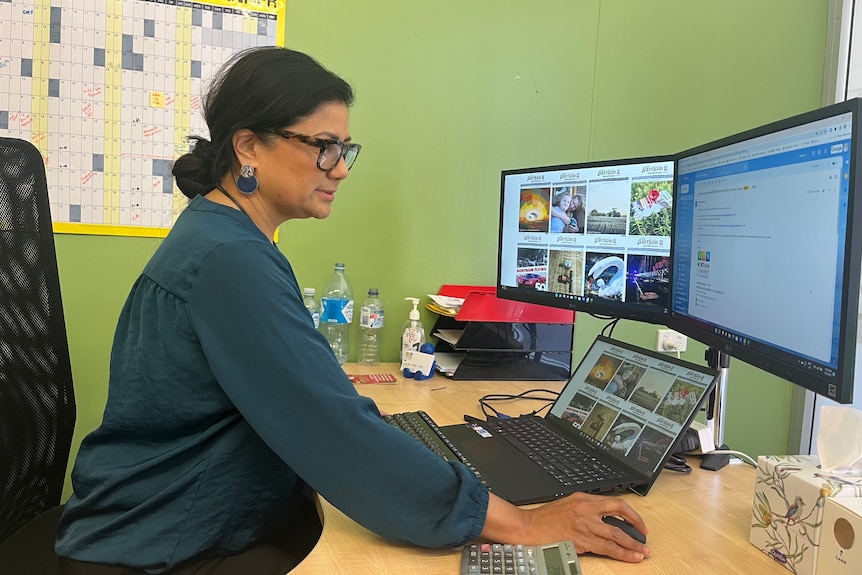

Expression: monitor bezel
xmin=667 ymin=99 xmax=862 ymax=404
xmin=496 ymin=154 xmax=675 ymax=326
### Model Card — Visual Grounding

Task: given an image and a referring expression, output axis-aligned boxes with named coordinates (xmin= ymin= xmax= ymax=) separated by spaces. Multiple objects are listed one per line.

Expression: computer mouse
xmin=602 ymin=515 xmax=647 ymax=544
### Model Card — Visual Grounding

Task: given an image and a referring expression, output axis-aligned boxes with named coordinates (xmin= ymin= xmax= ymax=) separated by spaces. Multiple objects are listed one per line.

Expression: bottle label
xmin=321 ymin=298 xmax=353 ymax=324
xmin=402 ymin=327 xmax=423 ymax=349
xmin=360 ymin=306 xmax=384 ymax=329
xmin=309 ymin=311 xmax=320 ymax=329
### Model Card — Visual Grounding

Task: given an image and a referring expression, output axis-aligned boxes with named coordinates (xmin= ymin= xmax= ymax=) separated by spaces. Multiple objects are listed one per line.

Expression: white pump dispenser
xmin=401 ymin=297 xmax=426 ymax=362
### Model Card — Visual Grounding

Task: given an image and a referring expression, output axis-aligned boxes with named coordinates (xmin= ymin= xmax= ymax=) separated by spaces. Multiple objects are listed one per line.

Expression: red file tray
xmin=437 ymin=284 xmax=495 ymax=299
xmin=433 ymin=285 xmax=574 ymax=380
xmin=437 ymin=285 xmax=575 ymax=324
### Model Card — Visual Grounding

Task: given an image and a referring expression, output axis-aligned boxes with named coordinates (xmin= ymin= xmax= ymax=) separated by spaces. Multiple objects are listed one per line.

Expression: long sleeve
xmin=187 ymin=240 xmax=489 ymax=548
xmin=57 ymin=200 xmax=490 ymax=572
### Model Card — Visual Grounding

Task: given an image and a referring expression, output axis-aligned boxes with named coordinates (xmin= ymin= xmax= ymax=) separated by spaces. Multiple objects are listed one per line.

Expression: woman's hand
xmin=527 ymin=492 xmax=649 ymax=561
xmin=480 ymin=492 xmax=650 ymax=563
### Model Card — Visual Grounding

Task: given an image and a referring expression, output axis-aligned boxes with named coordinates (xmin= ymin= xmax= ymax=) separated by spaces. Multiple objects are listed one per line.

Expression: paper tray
xmin=437 ymin=284 xmax=575 ymax=324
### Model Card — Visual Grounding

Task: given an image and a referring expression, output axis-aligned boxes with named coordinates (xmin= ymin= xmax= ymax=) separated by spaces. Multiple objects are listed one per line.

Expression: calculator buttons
xmin=461 ymin=540 xmax=580 ymax=575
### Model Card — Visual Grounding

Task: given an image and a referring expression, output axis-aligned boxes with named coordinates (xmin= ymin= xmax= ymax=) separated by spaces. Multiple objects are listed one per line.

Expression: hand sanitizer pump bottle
xmin=400 ymin=297 xmax=425 ymax=363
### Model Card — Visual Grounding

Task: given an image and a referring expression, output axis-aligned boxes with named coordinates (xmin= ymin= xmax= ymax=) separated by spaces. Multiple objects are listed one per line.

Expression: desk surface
xmin=293 ymin=364 xmax=782 ymax=575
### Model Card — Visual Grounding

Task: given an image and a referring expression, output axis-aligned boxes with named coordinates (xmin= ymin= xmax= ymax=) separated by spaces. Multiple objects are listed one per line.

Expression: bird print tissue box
xmin=750 ymin=455 xmax=862 ymax=575
xmin=815 ymin=497 xmax=862 ymax=575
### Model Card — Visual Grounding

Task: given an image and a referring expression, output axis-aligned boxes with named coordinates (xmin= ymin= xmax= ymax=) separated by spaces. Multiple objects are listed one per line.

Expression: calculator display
xmin=541 ymin=546 xmax=565 ymax=575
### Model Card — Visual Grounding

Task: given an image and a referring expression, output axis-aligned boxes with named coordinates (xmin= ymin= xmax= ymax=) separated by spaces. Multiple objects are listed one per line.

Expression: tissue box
xmin=750 ymin=455 xmax=862 ymax=575
xmin=816 ymin=497 xmax=862 ymax=574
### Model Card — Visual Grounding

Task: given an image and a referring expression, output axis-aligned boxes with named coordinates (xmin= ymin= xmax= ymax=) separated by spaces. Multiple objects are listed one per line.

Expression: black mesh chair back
xmin=0 ymin=137 xmax=76 ymax=545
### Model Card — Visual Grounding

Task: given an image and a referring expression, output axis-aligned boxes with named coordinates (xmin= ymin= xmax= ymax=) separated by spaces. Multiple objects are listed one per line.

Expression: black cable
xmin=599 ymin=317 xmax=620 ymax=338
xmin=478 ymin=388 xmax=561 ymax=419
xmin=663 ymin=454 xmax=692 ymax=474
xmin=531 ymin=400 xmax=556 ymax=416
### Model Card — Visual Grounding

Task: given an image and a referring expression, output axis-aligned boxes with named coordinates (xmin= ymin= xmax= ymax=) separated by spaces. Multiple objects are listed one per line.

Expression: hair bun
xmin=191 ymin=137 xmax=213 ymax=160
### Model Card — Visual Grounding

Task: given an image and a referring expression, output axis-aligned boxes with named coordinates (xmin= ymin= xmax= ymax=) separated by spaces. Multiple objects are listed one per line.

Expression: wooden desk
xmin=293 ymin=364 xmax=782 ymax=575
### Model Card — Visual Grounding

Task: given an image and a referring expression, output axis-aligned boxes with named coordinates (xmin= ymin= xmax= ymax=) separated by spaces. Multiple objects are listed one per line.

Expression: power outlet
xmin=657 ymin=329 xmax=688 ymax=352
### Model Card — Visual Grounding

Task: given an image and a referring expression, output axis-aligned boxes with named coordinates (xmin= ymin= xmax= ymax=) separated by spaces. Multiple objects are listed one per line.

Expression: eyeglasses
xmin=268 ymin=129 xmax=361 ymax=171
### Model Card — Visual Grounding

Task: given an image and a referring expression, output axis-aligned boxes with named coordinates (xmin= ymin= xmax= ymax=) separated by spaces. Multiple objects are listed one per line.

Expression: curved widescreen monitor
xmin=497 ymin=156 xmax=675 ymax=324
xmin=669 ymin=98 xmax=862 ymax=404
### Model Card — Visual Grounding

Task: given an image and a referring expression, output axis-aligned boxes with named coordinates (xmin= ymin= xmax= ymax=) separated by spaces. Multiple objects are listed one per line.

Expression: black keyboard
xmin=383 ymin=411 xmax=491 ymax=489
xmin=484 ymin=416 xmax=625 ymax=487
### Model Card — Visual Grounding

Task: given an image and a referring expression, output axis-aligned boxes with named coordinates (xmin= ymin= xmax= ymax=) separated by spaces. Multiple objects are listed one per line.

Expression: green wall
xmin=55 ymin=0 xmax=829 ymax=498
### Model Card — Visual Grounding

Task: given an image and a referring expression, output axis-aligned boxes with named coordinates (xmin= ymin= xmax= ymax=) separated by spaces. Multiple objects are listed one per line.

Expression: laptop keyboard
xmin=484 ymin=416 xmax=626 ymax=487
xmin=383 ymin=411 xmax=492 ymax=489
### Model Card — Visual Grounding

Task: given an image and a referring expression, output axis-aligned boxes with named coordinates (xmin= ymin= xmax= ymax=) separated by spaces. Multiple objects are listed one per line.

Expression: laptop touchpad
xmin=456 ymin=435 xmax=564 ymax=500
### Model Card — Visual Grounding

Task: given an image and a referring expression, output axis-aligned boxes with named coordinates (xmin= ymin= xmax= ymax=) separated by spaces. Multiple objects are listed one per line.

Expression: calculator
xmin=461 ymin=541 xmax=582 ymax=575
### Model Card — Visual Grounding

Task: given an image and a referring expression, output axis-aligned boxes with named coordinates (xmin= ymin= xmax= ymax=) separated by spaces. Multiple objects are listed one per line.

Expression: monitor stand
xmin=700 ymin=348 xmax=731 ymax=471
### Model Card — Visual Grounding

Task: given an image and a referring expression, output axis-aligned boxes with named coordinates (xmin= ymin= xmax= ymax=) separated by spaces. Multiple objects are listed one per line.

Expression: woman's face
xmin=558 ymin=195 xmax=571 ymax=211
xmin=571 ymin=195 xmax=582 ymax=209
xmin=253 ymin=101 xmax=354 ymax=222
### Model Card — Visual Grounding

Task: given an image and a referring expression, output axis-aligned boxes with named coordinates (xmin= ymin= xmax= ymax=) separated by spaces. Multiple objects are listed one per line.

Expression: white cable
xmin=709 ymin=449 xmax=757 ymax=467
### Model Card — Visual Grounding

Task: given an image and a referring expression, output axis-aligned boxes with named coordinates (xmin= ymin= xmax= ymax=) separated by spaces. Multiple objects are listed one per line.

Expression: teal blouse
xmin=55 ymin=196 xmax=488 ymax=573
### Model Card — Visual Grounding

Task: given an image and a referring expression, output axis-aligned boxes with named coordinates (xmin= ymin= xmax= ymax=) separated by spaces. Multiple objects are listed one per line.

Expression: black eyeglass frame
xmin=267 ymin=129 xmax=361 ymax=171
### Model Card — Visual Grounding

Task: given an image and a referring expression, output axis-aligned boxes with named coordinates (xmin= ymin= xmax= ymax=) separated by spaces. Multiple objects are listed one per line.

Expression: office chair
xmin=0 ymin=138 xmax=76 ymax=572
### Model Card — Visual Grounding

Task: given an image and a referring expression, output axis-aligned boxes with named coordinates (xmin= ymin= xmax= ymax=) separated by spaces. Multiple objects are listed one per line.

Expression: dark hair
xmin=172 ymin=47 xmax=355 ymax=199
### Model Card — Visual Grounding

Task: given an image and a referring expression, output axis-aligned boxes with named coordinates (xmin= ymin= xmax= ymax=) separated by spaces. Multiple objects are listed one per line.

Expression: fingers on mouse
xmin=602 ymin=515 xmax=647 ymax=544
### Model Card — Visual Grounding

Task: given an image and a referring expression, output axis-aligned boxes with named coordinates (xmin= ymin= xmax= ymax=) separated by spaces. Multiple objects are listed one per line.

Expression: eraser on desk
xmin=347 ymin=373 xmax=397 ymax=384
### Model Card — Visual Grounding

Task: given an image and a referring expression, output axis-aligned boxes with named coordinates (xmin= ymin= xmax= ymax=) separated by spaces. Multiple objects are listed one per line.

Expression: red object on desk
xmin=437 ymin=285 xmax=575 ymax=324
xmin=347 ymin=373 xmax=397 ymax=384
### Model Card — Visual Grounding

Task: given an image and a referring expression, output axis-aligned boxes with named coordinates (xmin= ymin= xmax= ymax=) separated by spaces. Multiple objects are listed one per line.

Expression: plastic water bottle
xmin=358 ymin=288 xmax=384 ymax=365
xmin=320 ymin=263 xmax=353 ymax=364
xmin=302 ymin=287 xmax=320 ymax=329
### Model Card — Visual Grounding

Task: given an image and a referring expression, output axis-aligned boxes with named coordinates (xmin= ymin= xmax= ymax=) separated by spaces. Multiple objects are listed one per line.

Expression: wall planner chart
xmin=0 ymin=0 xmax=285 ymax=237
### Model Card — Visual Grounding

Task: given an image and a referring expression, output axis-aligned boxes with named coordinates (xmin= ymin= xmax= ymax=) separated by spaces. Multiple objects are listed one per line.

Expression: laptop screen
xmin=548 ymin=336 xmax=717 ymax=479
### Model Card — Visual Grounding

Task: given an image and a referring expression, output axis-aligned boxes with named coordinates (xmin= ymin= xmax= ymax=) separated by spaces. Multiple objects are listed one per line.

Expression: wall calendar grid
xmin=0 ymin=0 xmax=285 ymax=237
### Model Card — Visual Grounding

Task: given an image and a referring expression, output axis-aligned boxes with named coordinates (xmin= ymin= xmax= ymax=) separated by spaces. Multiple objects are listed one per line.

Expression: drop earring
xmin=236 ymin=164 xmax=258 ymax=194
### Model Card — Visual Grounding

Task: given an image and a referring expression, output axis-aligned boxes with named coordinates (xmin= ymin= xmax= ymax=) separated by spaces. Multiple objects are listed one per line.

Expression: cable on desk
xmin=478 ymin=388 xmax=560 ymax=420
xmin=664 ymin=454 xmax=692 ymax=474
xmin=709 ymin=449 xmax=757 ymax=467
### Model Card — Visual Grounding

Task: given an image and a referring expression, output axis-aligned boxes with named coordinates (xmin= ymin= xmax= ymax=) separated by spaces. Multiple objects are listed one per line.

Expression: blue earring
xmin=236 ymin=164 xmax=258 ymax=194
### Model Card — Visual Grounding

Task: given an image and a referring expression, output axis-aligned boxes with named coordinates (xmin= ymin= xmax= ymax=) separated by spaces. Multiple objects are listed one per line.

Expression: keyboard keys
xmin=384 ymin=411 xmax=628 ymax=493
xmin=485 ymin=417 xmax=624 ymax=486
xmin=383 ymin=411 xmax=491 ymax=490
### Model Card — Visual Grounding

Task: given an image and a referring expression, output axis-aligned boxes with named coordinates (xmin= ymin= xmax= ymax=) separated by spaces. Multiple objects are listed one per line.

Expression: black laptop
xmin=436 ymin=335 xmax=719 ymax=504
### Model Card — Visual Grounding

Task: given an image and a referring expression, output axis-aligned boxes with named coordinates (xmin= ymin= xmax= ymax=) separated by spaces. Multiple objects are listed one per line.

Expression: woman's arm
xmin=551 ymin=206 xmax=579 ymax=231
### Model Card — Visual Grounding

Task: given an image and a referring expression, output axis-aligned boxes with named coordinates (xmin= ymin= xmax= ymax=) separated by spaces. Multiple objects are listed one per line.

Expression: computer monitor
xmin=497 ymin=156 xmax=675 ymax=324
xmin=669 ymin=99 xmax=862 ymax=404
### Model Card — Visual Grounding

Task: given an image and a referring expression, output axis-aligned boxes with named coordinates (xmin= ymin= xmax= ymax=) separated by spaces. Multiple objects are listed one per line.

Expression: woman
xmin=607 ymin=368 xmax=637 ymax=398
xmin=551 ymin=190 xmax=584 ymax=233
xmin=55 ymin=47 xmax=650 ymax=575
xmin=568 ymin=192 xmax=586 ymax=233
xmin=550 ymin=191 xmax=572 ymax=233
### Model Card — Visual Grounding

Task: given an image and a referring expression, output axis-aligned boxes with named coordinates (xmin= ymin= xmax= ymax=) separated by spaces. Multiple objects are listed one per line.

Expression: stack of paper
xmin=433 ymin=352 xmax=464 ymax=377
xmin=425 ymin=293 xmax=465 ymax=317
xmin=432 ymin=328 xmax=464 ymax=346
